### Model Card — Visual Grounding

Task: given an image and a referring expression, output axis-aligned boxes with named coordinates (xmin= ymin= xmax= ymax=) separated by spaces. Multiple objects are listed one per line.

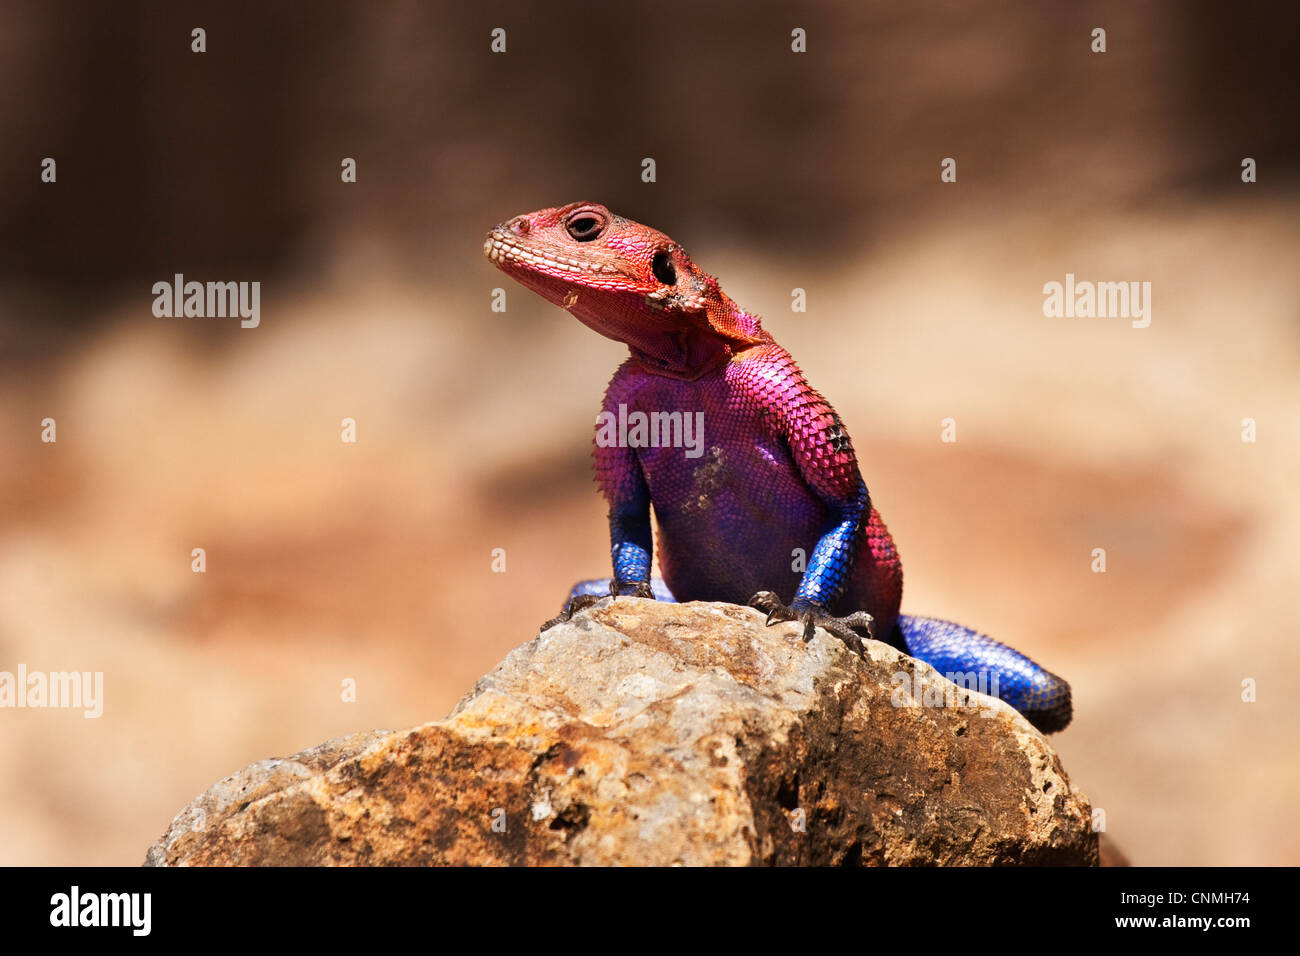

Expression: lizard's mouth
xmin=483 ymin=230 xmax=623 ymax=278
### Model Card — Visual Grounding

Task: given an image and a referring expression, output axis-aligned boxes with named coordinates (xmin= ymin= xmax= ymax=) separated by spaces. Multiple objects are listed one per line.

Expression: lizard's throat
xmin=562 ymin=298 xmax=707 ymax=374
xmin=627 ymin=329 xmax=732 ymax=380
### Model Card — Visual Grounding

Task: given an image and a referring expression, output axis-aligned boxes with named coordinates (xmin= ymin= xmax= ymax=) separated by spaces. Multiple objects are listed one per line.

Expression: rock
xmin=145 ymin=599 xmax=1098 ymax=866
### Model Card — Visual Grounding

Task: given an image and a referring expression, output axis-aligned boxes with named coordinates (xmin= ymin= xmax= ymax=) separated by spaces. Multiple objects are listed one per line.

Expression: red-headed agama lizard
xmin=484 ymin=202 xmax=1072 ymax=732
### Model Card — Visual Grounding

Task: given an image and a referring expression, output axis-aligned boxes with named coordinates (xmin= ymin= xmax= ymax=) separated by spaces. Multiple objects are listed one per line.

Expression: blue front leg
xmin=608 ymin=511 xmax=653 ymax=595
xmin=792 ymin=479 xmax=868 ymax=610
xmin=554 ymin=505 xmax=670 ymax=615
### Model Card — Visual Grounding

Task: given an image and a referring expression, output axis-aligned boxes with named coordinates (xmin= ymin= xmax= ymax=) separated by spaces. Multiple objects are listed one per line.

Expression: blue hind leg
xmin=896 ymin=615 xmax=1072 ymax=733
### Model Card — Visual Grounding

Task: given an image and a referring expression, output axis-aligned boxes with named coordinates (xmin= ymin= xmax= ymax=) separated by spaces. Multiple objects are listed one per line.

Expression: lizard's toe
xmin=541 ymin=593 xmax=602 ymax=632
xmin=544 ymin=579 xmax=660 ymax=631
xmin=618 ymin=581 xmax=656 ymax=600
xmin=749 ymin=591 xmax=795 ymax=626
xmin=809 ymin=614 xmax=866 ymax=655
xmin=749 ymin=592 xmax=873 ymax=657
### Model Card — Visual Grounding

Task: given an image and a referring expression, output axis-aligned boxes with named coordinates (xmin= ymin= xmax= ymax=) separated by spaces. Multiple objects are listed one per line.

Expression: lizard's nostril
xmin=509 ymin=217 xmax=530 ymax=236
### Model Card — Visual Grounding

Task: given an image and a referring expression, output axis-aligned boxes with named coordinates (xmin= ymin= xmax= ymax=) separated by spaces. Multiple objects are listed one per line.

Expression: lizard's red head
xmin=484 ymin=202 xmax=766 ymax=376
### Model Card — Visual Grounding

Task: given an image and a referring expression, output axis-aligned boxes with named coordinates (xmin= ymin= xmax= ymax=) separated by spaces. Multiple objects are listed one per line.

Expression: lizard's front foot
xmin=541 ymin=580 xmax=655 ymax=632
xmin=749 ymin=591 xmax=874 ymax=656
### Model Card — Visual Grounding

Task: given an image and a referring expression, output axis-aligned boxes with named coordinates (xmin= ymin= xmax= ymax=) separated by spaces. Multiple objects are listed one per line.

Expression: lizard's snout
xmin=483 ymin=229 xmax=519 ymax=269
xmin=484 ymin=213 xmax=533 ymax=263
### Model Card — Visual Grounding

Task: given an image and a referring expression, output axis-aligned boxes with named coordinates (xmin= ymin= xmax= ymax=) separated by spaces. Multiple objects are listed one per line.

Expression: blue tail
xmin=896 ymin=614 xmax=1072 ymax=733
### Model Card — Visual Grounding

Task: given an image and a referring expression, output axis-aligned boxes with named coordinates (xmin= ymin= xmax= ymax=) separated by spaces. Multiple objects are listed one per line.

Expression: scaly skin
xmin=484 ymin=202 xmax=1072 ymax=733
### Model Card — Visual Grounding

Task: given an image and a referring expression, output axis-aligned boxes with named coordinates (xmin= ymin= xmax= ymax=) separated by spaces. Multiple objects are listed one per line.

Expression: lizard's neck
xmin=625 ymin=303 xmax=770 ymax=381
xmin=627 ymin=333 xmax=731 ymax=381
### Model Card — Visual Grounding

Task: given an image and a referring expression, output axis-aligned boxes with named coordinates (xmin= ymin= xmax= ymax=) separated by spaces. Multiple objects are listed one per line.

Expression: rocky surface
xmin=145 ymin=598 xmax=1097 ymax=866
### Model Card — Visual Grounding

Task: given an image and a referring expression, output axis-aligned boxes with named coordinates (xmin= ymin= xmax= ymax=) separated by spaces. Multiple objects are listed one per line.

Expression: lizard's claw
xmin=540 ymin=594 xmax=603 ymax=632
xmin=541 ymin=580 xmax=656 ymax=632
xmin=749 ymin=591 xmax=874 ymax=657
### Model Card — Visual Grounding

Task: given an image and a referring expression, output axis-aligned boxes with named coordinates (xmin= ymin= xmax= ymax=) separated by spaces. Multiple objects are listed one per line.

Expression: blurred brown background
xmin=0 ymin=0 xmax=1297 ymax=865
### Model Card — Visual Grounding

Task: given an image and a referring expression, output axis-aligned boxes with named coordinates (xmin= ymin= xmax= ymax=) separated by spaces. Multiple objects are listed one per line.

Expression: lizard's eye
xmin=565 ymin=213 xmax=605 ymax=241
xmin=651 ymin=251 xmax=676 ymax=285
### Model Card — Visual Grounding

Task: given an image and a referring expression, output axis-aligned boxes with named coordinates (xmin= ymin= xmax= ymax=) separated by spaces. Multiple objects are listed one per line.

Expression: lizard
xmin=483 ymin=202 xmax=1072 ymax=733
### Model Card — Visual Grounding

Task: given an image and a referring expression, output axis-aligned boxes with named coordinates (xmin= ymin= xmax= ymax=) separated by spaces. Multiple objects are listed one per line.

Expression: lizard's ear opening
xmin=651 ymin=251 xmax=677 ymax=285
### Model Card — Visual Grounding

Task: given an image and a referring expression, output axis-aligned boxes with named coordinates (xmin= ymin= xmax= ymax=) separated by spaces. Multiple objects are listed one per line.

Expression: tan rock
xmin=145 ymin=599 xmax=1097 ymax=866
